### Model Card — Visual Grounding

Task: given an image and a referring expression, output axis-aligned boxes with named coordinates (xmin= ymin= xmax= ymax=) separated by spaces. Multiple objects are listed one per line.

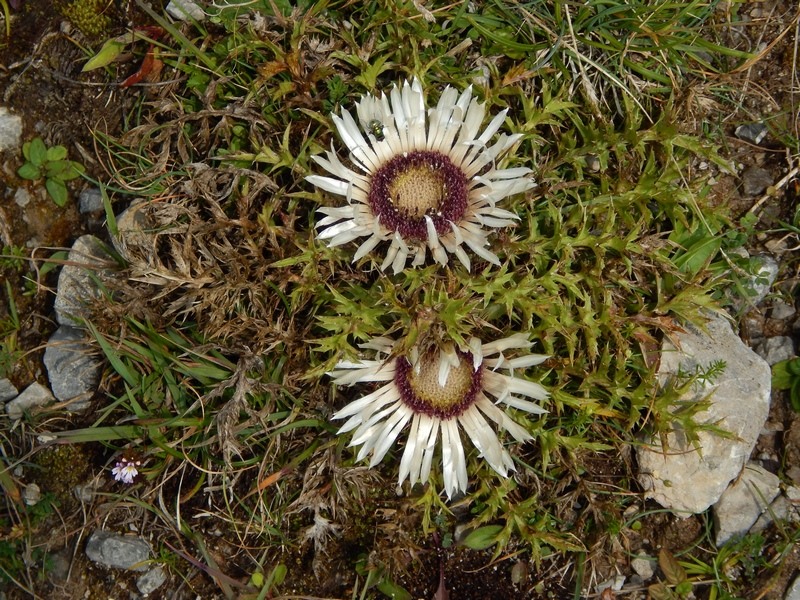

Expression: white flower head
xmin=329 ymin=333 xmax=549 ymax=499
xmin=111 ymin=457 xmax=141 ymax=484
xmin=308 ymin=78 xmax=535 ymax=273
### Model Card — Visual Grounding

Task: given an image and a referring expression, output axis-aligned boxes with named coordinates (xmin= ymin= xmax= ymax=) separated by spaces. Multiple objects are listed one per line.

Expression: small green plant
xmin=0 ymin=492 xmax=58 ymax=585
xmin=250 ymin=564 xmax=287 ymax=600
xmin=17 ymin=137 xmax=84 ymax=207
xmin=679 ymin=531 xmax=772 ymax=599
xmin=772 ymin=357 xmax=800 ymax=411
xmin=354 ymin=555 xmax=411 ymax=600
xmin=0 ymin=280 xmax=21 ymax=378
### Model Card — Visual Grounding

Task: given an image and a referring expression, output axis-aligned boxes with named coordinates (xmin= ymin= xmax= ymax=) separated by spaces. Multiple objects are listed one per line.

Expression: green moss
xmin=33 ymin=445 xmax=92 ymax=505
xmin=61 ymin=0 xmax=111 ymax=38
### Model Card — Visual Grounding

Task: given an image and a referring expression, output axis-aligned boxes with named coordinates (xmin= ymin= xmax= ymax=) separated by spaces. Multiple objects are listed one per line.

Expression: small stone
xmin=741 ymin=166 xmax=774 ymax=196
xmin=596 ymin=575 xmax=626 ymax=594
xmin=627 ymin=574 xmax=644 ymax=589
xmin=742 ymin=312 xmax=764 ymax=341
xmin=112 ymin=201 xmax=156 ymax=263
xmin=723 ymin=249 xmax=779 ymax=310
xmin=43 ymin=325 xmax=102 ymax=410
xmin=787 ymin=466 xmax=800 ymax=486
xmin=74 ymin=482 xmax=96 ymax=504
xmin=787 ymin=486 xmax=800 ymax=502
xmin=54 ymin=235 xmax=115 ymax=326
xmin=754 ymin=336 xmax=795 ymax=366
xmin=631 ymin=555 xmax=655 ymax=580
xmin=5 ymin=382 xmax=55 ymax=419
xmin=14 ymin=188 xmax=31 ymax=208
xmin=713 ymin=463 xmax=780 ymax=545
xmin=752 ymin=495 xmax=791 ymax=532
xmin=136 ymin=566 xmax=167 ymax=595
xmin=471 ymin=64 xmax=491 ymax=88
xmin=79 ymin=188 xmax=104 ymax=214
xmin=735 ymin=123 xmax=768 ymax=145
xmin=166 ymin=0 xmax=205 ymax=20
xmin=85 ymin=530 xmax=151 ymax=571
xmin=47 ymin=548 xmax=72 ymax=584
xmin=510 ymin=560 xmax=528 ymax=586
xmin=786 ymin=573 xmax=800 ymax=600
xmin=745 ymin=255 xmax=779 ymax=307
xmin=22 ymin=483 xmax=41 ymax=506
xmin=0 ymin=378 xmax=18 ymax=402
xmin=0 ymin=106 xmax=23 ymax=152
xmin=770 ymin=300 xmax=796 ymax=321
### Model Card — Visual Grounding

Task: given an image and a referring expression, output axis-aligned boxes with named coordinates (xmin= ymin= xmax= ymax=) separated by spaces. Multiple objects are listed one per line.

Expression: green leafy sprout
xmin=17 ymin=137 xmax=85 ymax=207
xmin=773 ymin=357 xmax=800 ymax=412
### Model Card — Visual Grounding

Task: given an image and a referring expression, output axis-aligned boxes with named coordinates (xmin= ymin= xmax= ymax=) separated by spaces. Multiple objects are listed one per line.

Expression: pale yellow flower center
xmin=389 ymin=165 xmax=444 ymax=218
xmin=408 ymin=354 xmax=473 ymax=412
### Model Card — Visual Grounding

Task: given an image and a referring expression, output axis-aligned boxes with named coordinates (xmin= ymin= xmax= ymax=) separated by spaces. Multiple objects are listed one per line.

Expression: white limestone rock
xmin=631 ymin=555 xmax=655 ymax=581
xmin=637 ymin=312 xmax=771 ymax=514
xmin=0 ymin=106 xmax=23 ymax=152
xmin=713 ymin=463 xmax=780 ymax=545
xmin=166 ymin=0 xmax=205 ymax=21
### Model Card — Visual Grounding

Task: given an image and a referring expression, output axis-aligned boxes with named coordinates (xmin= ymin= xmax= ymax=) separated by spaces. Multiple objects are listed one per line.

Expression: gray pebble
xmin=771 ymin=300 xmax=797 ymax=321
xmin=5 ymin=382 xmax=54 ymax=419
xmin=137 ymin=566 xmax=168 ymax=595
xmin=54 ymin=235 xmax=114 ymax=326
xmin=735 ymin=122 xmax=768 ymax=145
xmin=43 ymin=325 xmax=101 ymax=410
xmin=79 ymin=188 xmax=104 ymax=214
xmin=754 ymin=336 xmax=795 ymax=365
xmin=0 ymin=378 xmax=18 ymax=402
xmin=784 ymin=572 xmax=800 ymax=600
xmin=631 ymin=555 xmax=655 ymax=580
xmin=85 ymin=530 xmax=151 ymax=572
xmin=741 ymin=166 xmax=773 ymax=196
xmin=14 ymin=188 xmax=31 ymax=208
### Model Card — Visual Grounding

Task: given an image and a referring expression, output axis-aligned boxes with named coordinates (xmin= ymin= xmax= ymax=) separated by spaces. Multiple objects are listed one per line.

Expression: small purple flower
xmin=111 ymin=457 xmax=141 ymax=484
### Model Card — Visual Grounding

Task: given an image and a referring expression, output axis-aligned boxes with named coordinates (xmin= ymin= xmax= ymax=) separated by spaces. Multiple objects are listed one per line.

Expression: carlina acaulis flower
xmin=328 ymin=333 xmax=549 ymax=499
xmin=307 ymin=78 xmax=535 ymax=273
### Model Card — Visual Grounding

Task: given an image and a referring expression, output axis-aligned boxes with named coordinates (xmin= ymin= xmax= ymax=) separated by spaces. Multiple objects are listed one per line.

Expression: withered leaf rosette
xmin=328 ymin=333 xmax=549 ymax=499
xmin=307 ymin=78 xmax=534 ymax=273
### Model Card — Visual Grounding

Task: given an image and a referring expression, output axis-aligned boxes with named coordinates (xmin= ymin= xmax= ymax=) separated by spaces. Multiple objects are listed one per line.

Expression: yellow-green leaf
xmin=82 ymin=39 xmax=126 ymax=72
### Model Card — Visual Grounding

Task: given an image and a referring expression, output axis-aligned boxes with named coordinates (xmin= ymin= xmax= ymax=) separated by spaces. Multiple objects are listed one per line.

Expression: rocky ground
xmin=1 ymin=2 xmax=800 ymax=600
